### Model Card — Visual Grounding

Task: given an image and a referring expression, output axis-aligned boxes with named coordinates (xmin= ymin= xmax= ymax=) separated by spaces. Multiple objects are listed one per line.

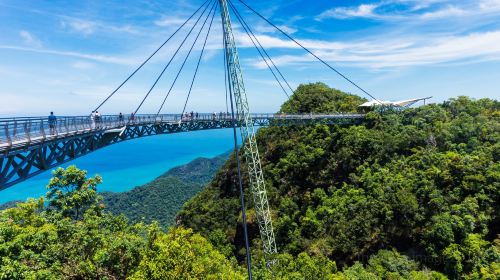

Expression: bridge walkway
xmin=0 ymin=113 xmax=364 ymax=189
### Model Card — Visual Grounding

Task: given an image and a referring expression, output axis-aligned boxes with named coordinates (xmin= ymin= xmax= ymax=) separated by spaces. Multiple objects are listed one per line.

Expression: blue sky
xmin=0 ymin=0 xmax=499 ymax=116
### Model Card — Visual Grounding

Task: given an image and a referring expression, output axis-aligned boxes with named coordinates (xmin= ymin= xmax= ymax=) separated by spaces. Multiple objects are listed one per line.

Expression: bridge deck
xmin=0 ymin=113 xmax=363 ymax=153
xmin=0 ymin=113 xmax=364 ymax=189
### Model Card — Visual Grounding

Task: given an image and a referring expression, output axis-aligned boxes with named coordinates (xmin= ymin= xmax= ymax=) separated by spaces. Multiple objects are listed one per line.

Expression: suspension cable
xmin=235 ymin=0 xmax=381 ymax=103
xmin=133 ymin=0 xmax=215 ymax=115
xmin=92 ymin=0 xmax=211 ymax=112
xmin=155 ymin=1 xmax=218 ymax=117
xmin=229 ymin=0 xmax=294 ymax=95
xmin=223 ymin=30 xmax=229 ymax=114
xmin=180 ymin=2 xmax=217 ymax=118
xmin=221 ymin=7 xmax=253 ymax=279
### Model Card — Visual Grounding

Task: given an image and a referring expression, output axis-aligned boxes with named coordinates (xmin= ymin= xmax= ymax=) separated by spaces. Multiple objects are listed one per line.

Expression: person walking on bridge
xmin=48 ymin=112 xmax=57 ymax=135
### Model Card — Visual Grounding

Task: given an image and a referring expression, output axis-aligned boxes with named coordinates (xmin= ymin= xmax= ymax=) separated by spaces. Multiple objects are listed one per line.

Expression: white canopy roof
xmin=359 ymin=97 xmax=432 ymax=107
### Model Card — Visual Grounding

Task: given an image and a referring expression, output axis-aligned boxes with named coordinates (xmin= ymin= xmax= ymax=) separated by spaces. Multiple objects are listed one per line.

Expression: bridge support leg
xmin=219 ymin=0 xmax=277 ymax=269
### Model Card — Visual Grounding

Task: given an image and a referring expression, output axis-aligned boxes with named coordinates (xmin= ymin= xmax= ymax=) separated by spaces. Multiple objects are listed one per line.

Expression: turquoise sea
xmin=0 ymin=129 xmax=239 ymax=204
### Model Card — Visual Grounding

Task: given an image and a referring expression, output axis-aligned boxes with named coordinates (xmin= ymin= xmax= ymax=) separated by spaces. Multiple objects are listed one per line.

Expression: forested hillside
xmin=1 ymin=83 xmax=498 ymax=279
xmin=179 ymin=82 xmax=500 ymax=279
xmin=0 ymin=200 xmax=21 ymax=211
xmin=102 ymin=153 xmax=228 ymax=227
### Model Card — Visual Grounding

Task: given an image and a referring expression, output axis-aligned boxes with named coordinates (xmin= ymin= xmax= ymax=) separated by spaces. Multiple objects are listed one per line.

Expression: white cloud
xmin=420 ymin=6 xmax=466 ymax=19
xmin=0 ymin=45 xmax=138 ymax=65
xmin=250 ymin=31 xmax=500 ymax=69
xmin=109 ymin=25 xmax=138 ymax=34
xmin=406 ymin=0 xmax=443 ymax=11
xmin=232 ymin=25 xmax=369 ymax=50
xmin=154 ymin=17 xmax=189 ymax=27
xmin=480 ymin=0 xmax=500 ymax=10
xmin=61 ymin=17 xmax=139 ymax=36
xmin=71 ymin=61 xmax=96 ymax=70
xmin=317 ymin=4 xmax=379 ymax=20
xmin=64 ymin=18 xmax=96 ymax=35
xmin=254 ymin=24 xmax=298 ymax=35
xmin=19 ymin=30 xmax=42 ymax=48
xmin=317 ymin=0 xmax=500 ymax=21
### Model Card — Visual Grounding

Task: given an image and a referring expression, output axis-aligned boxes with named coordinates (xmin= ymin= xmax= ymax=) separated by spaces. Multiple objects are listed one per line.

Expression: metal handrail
xmin=0 ymin=113 xmax=365 ymax=148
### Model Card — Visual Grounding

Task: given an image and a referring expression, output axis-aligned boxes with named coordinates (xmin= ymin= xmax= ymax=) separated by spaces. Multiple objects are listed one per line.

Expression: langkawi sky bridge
xmin=0 ymin=0 xmax=427 ymax=275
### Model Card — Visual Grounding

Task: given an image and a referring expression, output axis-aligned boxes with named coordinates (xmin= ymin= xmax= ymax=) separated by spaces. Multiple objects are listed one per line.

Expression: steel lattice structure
xmin=219 ymin=0 xmax=278 ymax=266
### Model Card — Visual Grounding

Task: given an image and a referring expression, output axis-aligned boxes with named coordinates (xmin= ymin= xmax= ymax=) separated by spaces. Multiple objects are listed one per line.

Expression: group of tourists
xmin=48 ymin=109 xmax=236 ymax=134
xmin=212 ymin=111 xmax=231 ymax=120
xmin=90 ymin=111 xmax=103 ymax=129
xmin=182 ymin=111 xmax=198 ymax=121
xmin=180 ymin=111 xmax=232 ymax=121
xmin=48 ymin=111 xmax=130 ymax=134
xmin=90 ymin=111 xmax=135 ymax=128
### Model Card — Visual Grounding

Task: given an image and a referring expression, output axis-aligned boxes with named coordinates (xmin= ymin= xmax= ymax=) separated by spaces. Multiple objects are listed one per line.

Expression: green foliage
xmin=102 ymin=154 xmax=228 ymax=228
xmin=178 ymin=153 xmax=244 ymax=253
xmin=0 ymin=197 xmax=145 ymax=279
xmin=46 ymin=165 xmax=103 ymax=219
xmin=0 ymin=166 xmax=245 ymax=279
xmin=252 ymin=252 xmax=337 ymax=279
xmin=130 ymin=226 xmax=244 ymax=279
xmin=366 ymin=250 xmax=420 ymax=278
xmin=179 ymin=84 xmax=500 ymax=279
xmin=335 ymin=262 xmax=378 ymax=280
xmin=279 ymin=82 xmax=366 ymax=114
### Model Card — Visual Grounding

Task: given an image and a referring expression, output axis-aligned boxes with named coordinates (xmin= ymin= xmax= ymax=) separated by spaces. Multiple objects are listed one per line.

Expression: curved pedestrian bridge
xmin=0 ymin=113 xmax=363 ymax=189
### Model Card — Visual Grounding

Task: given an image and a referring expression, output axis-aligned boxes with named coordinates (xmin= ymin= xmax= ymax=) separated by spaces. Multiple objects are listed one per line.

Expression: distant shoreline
xmin=0 ymin=150 xmax=231 ymax=212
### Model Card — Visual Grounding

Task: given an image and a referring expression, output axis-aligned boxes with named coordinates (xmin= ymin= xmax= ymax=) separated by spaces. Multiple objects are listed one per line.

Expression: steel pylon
xmin=218 ymin=0 xmax=277 ymax=267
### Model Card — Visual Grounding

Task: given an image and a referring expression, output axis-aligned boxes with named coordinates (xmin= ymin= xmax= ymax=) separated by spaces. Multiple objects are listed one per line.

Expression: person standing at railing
xmin=48 ymin=112 xmax=57 ymax=135
xmin=118 ymin=112 xmax=124 ymax=125
xmin=130 ymin=112 xmax=136 ymax=124
xmin=95 ymin=111 xmax=102 ymax=128
xmin=90 ymin=111 xmax=96 ymax=129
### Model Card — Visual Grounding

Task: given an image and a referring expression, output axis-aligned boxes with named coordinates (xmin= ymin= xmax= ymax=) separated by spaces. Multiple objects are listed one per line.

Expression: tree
xmin=279 ymin=82 xmax=366 ymax=114
xmin=46 ymin=165 xmax=103 ymax=219
xmin=129 ymin=226 xmax=244 ymax=279
xmin=367 ymin=250 xmax=419 ymax=278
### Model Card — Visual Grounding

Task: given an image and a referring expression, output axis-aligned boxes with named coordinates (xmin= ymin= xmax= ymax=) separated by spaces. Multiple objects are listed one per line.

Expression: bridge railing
xmin=0 ymin=113 xmax=364 ymax=150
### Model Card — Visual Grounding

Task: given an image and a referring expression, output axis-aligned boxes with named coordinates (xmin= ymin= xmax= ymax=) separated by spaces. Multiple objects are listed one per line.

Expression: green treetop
xmin=279 ymin=82 xmax=366 ymax=114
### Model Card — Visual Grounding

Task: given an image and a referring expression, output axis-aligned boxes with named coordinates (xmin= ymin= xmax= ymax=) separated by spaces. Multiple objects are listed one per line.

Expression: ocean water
xmin=0 ymin=128 xmax=239 ymax=204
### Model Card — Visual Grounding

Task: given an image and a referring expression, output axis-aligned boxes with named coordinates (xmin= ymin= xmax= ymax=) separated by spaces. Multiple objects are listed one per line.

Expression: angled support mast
xmin=218 ymin=0 xmax=277 ymax=266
